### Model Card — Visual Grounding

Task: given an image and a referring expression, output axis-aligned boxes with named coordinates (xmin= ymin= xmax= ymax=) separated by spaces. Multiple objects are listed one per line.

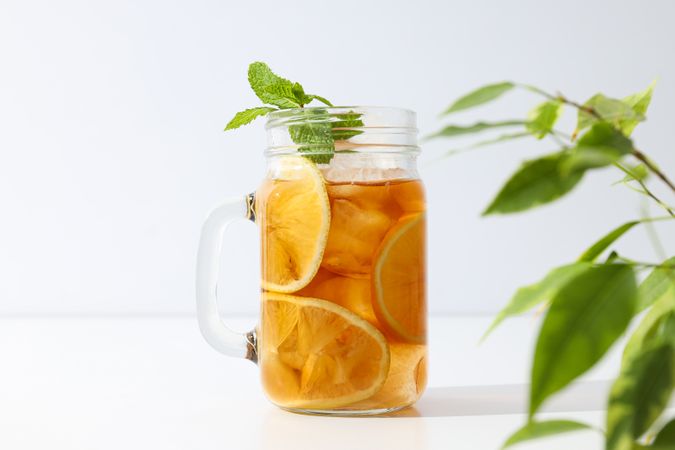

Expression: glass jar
xmin=197 ymin=106 xmax=427 ymax=415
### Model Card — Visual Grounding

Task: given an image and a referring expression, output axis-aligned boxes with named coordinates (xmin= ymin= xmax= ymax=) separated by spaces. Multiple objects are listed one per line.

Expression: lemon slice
xmin=261 ymin=293 xmax=390 ymax=409
xmin=372 ymin=213 xmax=426 ymax=344
xmin=256 ymin=156 xmax=330 ymax=293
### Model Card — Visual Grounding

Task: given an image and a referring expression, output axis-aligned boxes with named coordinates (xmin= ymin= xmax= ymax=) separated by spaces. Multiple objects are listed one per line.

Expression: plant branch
xmin=632 ymin=148 xmax=675 ymax=194
xmin=555 ymin=93 xmax=602 ymax=120
xmin=614 ymin=162 xmax=675 ymax=217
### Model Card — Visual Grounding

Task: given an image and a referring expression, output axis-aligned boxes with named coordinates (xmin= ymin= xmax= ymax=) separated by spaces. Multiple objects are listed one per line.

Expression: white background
xmin=1 ymin=0 xmax=674 ymax=316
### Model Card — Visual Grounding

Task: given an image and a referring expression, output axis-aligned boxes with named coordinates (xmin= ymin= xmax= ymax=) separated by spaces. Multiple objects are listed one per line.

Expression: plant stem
xmin=523 ymin=84 xmax=675 ymax=193
xmin=614 ymin=162 xmax=675 ymax=217
xmin=631 ymin=148 xmax=675 ymax=194
xmin=555 ymin=94 xmax=603 ymax=120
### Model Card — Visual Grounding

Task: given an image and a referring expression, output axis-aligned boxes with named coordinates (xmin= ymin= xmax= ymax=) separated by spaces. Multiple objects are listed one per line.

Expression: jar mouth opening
xmin=266 ymin=106 xmax=417 ymax=128
xmin=265 ymin=106 xmax=419 ymax=156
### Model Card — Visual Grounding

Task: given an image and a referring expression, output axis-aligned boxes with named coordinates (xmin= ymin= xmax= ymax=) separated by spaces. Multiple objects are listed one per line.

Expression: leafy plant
xmin=224 ymin=61 xmax=362 ymax=163
xmin=432 ymin=81 xmax=675 ymax=449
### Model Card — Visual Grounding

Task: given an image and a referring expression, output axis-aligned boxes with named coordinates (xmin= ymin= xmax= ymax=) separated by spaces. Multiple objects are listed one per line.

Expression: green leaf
xmin=502 ymin=420 xmax=592 ymax=449
xmin=443 ymin=82 xmax=515 ymax=115
xmin=330 ymin=112 xmax=364 ymax=141
xmin=224 ymin=106 xmax=276 ymax=131
xmin=653 ymin=419 xmax=675 ymax=448
xmin=429 ymin=120 xmax=526 ymax=138
xmin=607 ymin=341 xmax=675 ymax=450
xmin=577 ymin=94 xmax=641 ymax=132
xmin=247 ymin=61 xmax=301 ymax=108
xmin=637 ymin=257 xmax=675 ymax=312
xmin=288 ymin=109 xmax=335 ymax=164
xmin=526 ymin=100 xmax=563 ymax=139
xmin=623 ymin=294 xmax=675 ymax=368
xmin=564 ymin=122 xmax=634 ymax=173
xmin=482 ymin=263 xmax=592 ymax=340
xmin=483 ymin=151 xmax=584 ymax=215
xmin=615 ymin=164 xmax=649 ymax=184
xmin=577 ymin=221 xmax=641 ymax=262
xmin=530 ymin=264 xmax=637 ymax=416
xmin=620 ymin=81 xmax=656 ymax=136
xmin=290 ymin=82 xmax=333 ymax=107
xmin=262 ymin=83 xmax=302 ymax=108
xmin=304 ymin=94 xmax=333 ymax=107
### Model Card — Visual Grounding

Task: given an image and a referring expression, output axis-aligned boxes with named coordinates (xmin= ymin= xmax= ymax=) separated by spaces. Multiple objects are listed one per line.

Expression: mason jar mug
xmin=196 ymin=107 xmax=427 ymax=415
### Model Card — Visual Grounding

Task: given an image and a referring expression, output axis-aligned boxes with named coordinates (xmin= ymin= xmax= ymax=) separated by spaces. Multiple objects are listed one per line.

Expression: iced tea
xmin=257 ymin=157 xmax=426 ymax=414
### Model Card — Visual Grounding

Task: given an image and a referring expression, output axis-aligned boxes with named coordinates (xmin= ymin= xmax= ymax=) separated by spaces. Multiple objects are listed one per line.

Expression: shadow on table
xmin=386 ymin=381 xmax=610 ymax=418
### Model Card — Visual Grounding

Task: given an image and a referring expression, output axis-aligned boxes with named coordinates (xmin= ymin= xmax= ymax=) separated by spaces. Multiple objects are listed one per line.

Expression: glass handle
xmin=196 ymin=194 xmax=257 ymax=362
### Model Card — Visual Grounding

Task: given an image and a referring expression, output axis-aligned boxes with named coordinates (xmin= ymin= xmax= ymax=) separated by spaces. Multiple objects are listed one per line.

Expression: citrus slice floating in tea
xmin=296 ymin=268 xmax=378 ymax=327
xmin=372 ymin=213 xmax=426 ymax=344
xmin=256 ymin=156 xmax=330 ymax=293
xmin=261 ymin=293 xmax=390 ymax=409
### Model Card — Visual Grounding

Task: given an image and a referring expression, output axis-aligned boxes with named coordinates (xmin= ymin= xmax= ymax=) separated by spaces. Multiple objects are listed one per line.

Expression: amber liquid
xmin=258 ymin=177 xmax=427 ymax=413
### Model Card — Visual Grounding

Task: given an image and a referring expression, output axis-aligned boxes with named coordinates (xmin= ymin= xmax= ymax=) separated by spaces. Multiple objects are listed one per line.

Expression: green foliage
xmin=482 ymin=263 xmax=591 ymax=340
xmin=576 ymin=94 xmax=642 ymax=133
xmin=577 ymin=221 xmax=641 ymax=262
xmin=224 ymin=61 xmax=336 ymax=162
xmin=483 ymin=152 xmax=583 ymax=215
xmin=623 ymin=293 xmax=675 ymax=368
xmin=302 ymin=94 xmax=333 ymax=107
xmin=617 ymin=164 xmax=649 ymax=184
xmin=653 ymin=419 xmax=675 ymax=448
xmin=247 ymin=61 xmax=301 ymax=108
xmin=636 ymin=257 xmax=675 ymax=312
xmin=564 ymin=122 xmax=634 ymax=173
xmin=620 ymin=81 xmax=656 ymax=135
xmin=436 ymin=80 xmax=674 ymax=449
xmin=330 ymin=112 xmax=365 ymax=141
xmin=288 ymin=109 xmax=365 ymax=163
xmin=526 ymin=100 xmax=563 ymax=139
xmin=443 ymin=81 xmax=515 ymax=115
xmin=530 ymin=264 xmax=637 ymax=416
xmin=607 ymin=341 xmax=675 ymax=450
xmin=501 ymin=420 xmax=592 ymax=449
xmin=224 ymin=107 xmax=276 ymax=131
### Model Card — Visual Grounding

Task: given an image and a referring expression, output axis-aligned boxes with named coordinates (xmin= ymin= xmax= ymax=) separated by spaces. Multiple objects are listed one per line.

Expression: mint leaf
xmin=288 ymin=109 xmax=335 ymax=164
xmin=247 ymin=62 xmax=301 ymax=108
xmin=482 ymin=262 xmax=592 ymax=340
xmin=501 ymin=420 xmax=592 ymax=449
xmin=530 ymin=264 xmax=637 ymax=416
xmin=483 ymin=151 xmax=584 ymax=215
xmin=577 ymin=221 xmax=641 ymax=263
xmin=620 ymin=81 xmax=656 ymax=135
xmin=526 ymin=100 xmax=563 ymax=139
xmin=637 ymin=256 xmax=675 ymax=312
xmin=331 ymin=112 xmax=363 ymax=141
xmin=304 ymin=94 xmax=333 ymax=107
xmin=607 ymin=341 xmax=675 ymax=450
xmin=430 ymin=120 xmax=526 ymax=138
xmin=443 ymin=82 xmax=515 ymax=115
xmin=224 ymin=107 xmax=276 ymax=131
xmin=563 ymin=122 xmax=634 ymax=173
xmin=576 ymin=93 xmax=641 ymax=132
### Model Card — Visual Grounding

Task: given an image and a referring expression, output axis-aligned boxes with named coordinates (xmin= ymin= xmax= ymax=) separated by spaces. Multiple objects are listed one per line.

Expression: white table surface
xmin=0 ymin=315 xmax=653 ymax=450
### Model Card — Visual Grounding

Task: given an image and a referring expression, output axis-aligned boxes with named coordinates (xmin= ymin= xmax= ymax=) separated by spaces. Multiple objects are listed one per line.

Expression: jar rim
xmin=265 ymin=106 xmax=419 ymax=157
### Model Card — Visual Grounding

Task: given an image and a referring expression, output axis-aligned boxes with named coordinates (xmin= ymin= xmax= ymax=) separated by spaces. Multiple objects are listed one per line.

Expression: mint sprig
xmin=224 ymin=62 xmax=362 ymax=164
